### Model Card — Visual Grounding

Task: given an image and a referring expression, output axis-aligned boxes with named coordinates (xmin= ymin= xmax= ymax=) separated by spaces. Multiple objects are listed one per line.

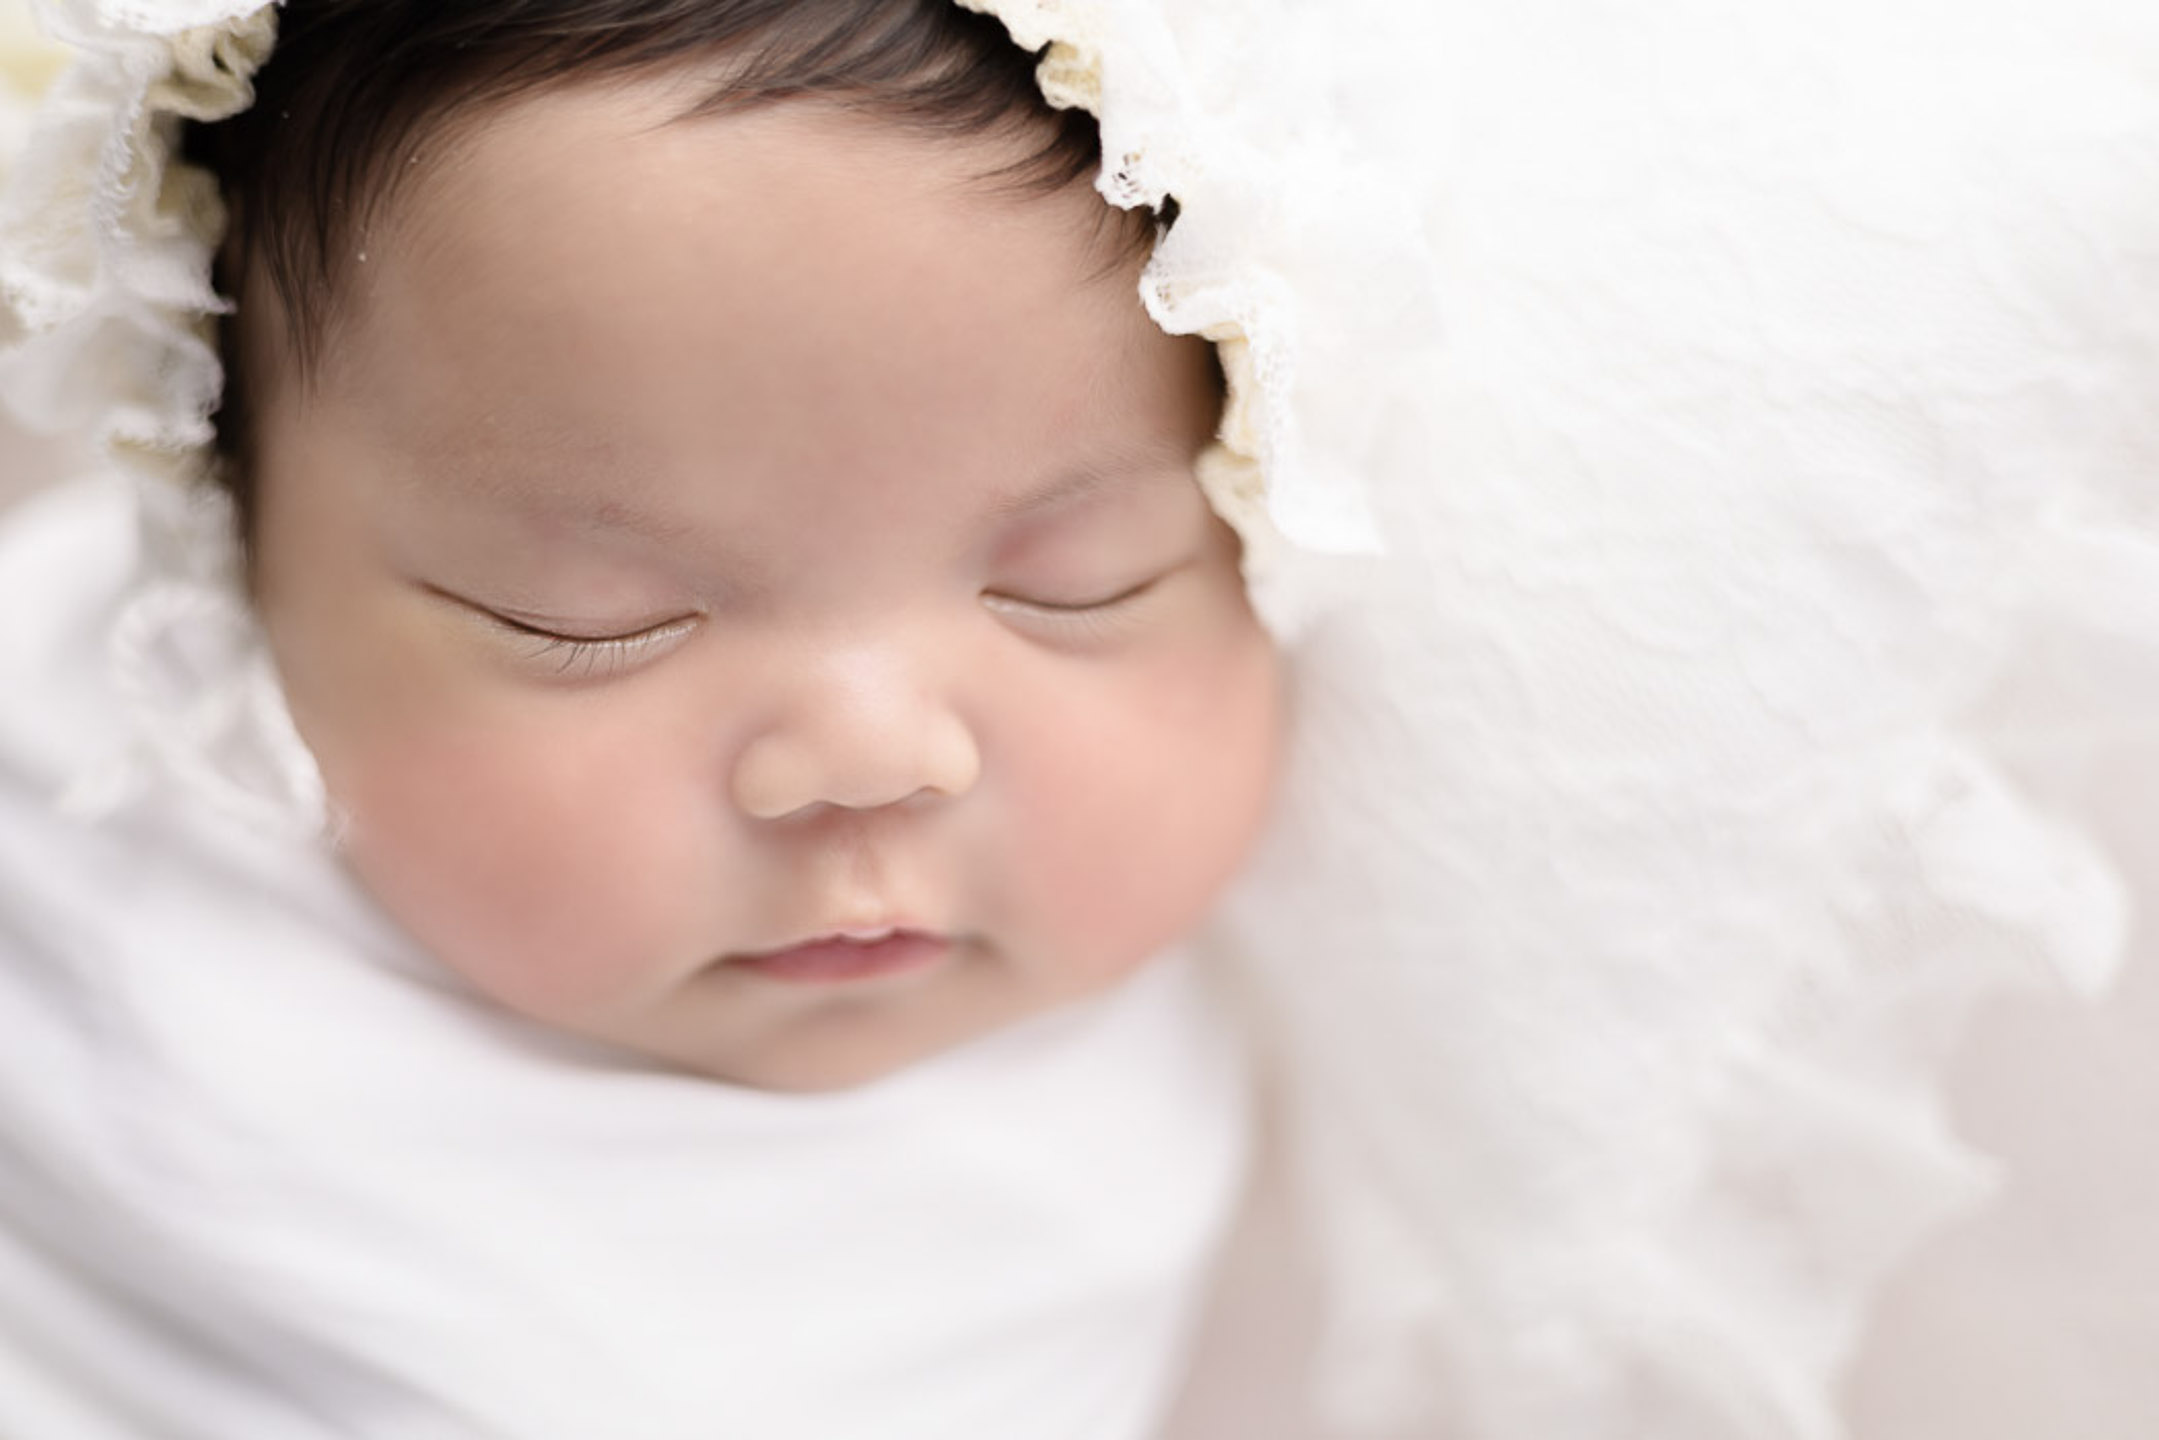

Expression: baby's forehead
xmin=202 ymin=1 xmax=1150 ymax=393
xmin=295 ymin=91 xmax=1189 ymax=435
xmin=273 ymin=98 xmax=1221 ymax=575
xmin=436 ymin=429 xmax=1198 ymax=527
xmin=275 ymin=92 xmax=1152 ymax=413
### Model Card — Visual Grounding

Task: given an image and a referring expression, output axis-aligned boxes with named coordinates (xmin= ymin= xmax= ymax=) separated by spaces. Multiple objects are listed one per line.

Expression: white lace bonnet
xmin=6 ymin=2 xmax=2159 ymax=1437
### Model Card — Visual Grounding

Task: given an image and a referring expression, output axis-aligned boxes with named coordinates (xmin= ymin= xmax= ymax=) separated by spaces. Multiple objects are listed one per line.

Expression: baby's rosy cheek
xmin=1003 ymin=714 xmax=1216 ymax=970
xmin=1120 ymin=637 xmax=1282 ymax=908
xmin=333 ymin=735 xmax=682 ymax=1015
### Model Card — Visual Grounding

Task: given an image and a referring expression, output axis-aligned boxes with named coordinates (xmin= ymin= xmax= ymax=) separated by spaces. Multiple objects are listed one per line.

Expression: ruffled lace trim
xmin=0 ymin=1 xmax=271 ymax=481
xmin=2 ymin=1 xmax=321 ymax=840
xmin=958 ymin=0 xmax=1397 ymax=574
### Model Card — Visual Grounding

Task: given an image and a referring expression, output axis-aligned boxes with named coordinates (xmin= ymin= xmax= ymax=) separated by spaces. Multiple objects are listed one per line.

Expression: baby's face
xmin=245 ymin=80 xmax=1282 ymax=1090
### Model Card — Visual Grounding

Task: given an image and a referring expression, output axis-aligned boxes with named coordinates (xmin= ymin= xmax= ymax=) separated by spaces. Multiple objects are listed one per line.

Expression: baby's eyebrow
xmin=421 ymin=452 xmax=698 ymax=545
xmin=986 ymin=450 xmax=1191 ymax=522
xmin=541 ymin=495 xmax=697 ymax=545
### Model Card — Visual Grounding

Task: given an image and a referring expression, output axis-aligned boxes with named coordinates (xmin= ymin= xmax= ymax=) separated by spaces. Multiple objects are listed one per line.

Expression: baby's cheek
xmin=325 ymin=711 xmax=709 ymax=1020
xmin=1013 ymin=619 xmax=1282 ymax=988
xmin=1150 ymin=621 xmax=1284 ymax=893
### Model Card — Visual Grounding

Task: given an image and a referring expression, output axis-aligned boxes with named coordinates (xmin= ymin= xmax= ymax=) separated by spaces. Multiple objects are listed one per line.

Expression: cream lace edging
xmin=1 ymin=1 xmax=317 ymax=837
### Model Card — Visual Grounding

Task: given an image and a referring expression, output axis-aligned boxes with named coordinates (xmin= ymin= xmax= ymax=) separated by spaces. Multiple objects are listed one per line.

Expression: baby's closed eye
xmin=427 ymin=585 xmax=704 ymax=681
xmin=981 ymin=570 xmax=1177 ymax=643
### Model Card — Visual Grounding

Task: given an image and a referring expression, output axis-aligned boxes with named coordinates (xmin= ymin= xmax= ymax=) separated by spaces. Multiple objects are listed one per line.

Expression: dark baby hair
xmin=182 ymin=0 xmax=1152 ymax=517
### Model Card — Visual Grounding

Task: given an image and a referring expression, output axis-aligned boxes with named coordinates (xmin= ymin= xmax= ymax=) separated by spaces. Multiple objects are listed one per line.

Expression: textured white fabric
xmin=0 ymin=471 xmax=1251 ymax=1440
xmin=982 ymin=2 xmax=2155 ymax=1434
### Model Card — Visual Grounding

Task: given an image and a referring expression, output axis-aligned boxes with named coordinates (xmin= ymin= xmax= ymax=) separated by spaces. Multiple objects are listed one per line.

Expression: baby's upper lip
xmin=735 ymin=924 xmax=945 ymax=959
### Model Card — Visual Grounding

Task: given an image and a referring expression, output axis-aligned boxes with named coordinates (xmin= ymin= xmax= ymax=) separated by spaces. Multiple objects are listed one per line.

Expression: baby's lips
xmin=725 ymin=929 xmax=954 ymax=985
xmin=735 ymin=922 xmax=948 ymax=959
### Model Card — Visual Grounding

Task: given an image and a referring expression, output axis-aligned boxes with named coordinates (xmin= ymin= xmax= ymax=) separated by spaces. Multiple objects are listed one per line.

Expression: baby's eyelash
xmin=981 ymin=577 xmax=1163 ymax=640
xmin=488 ymin=613 xmax=700 ymax=679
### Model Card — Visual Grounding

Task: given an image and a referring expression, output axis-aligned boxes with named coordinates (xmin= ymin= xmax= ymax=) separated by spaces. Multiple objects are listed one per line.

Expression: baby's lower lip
xmin=727 ymin=932 xmax=952 ymax=984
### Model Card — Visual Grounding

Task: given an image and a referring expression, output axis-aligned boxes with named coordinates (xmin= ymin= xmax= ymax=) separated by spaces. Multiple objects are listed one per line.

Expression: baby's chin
xmin=676 ymin=1028 xmax=949 ymax=1096
xmin=544 ymin=955 xmax=1060 ymax=1095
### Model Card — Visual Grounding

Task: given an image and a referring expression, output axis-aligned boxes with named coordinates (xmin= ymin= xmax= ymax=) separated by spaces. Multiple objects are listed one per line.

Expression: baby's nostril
xmin=731 ymin=722 xmax=978 ymax=821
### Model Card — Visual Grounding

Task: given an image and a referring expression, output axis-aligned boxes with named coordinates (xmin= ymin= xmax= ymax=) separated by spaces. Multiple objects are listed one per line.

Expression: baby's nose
xmin=728 ymin=656 xmax=981 ymax=821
